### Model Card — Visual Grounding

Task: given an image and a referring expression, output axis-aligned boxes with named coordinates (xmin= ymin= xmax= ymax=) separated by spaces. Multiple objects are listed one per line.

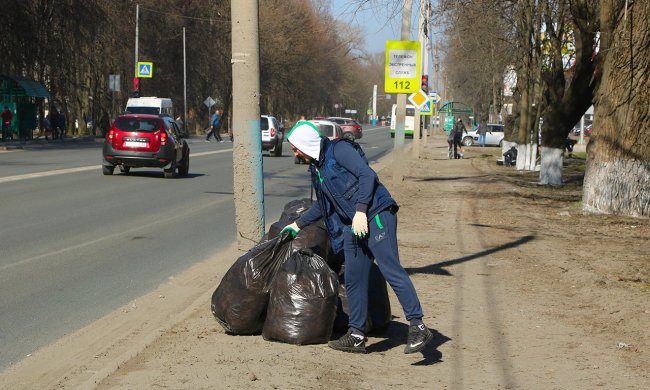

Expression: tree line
xmin=0 ymin=0 xmax=383 ymax=136
xmin=435 ymin=0 xmax=649 ymax=217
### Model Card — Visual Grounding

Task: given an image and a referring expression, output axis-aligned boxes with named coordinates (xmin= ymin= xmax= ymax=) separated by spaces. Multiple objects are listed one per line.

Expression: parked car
xmin=294 ymin=119 xmax=343 ymax=164
xmin=462 ymin=123 xmax=505 ymax=147
xmin=261 ymin=114 xmax=284 ymax=157
xmin=102 ymin=114 xmax=190 ymax=178
xmin=327 ymin=117 xmax=362 ymax=140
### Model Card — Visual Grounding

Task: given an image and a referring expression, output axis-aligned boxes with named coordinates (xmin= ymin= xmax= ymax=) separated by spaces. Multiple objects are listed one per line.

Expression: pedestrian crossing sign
xmin=137 ymin=62 xmax=153 ymax=78
xmin=419 ymin=98 xmax=433 ymax=116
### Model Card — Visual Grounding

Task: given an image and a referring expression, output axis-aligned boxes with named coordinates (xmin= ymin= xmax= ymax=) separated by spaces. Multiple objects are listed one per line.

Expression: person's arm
xmin=295 ymin=201 xmax=323 ymax=228
xmin=333 ymin=142 xmax=377 ymax=213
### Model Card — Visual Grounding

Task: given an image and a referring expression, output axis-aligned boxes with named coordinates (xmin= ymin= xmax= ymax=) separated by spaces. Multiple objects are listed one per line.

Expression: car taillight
xmin=107 ymin=130 xmax=115 ymax=141
xmin=159 ymin=130 xmax=167 ymax=145
xmin=270 ymin=128 xmax=276 ymax=137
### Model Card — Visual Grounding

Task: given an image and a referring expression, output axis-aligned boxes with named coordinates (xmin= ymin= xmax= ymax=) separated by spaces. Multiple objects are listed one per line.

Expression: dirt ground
xmin=1 ymin=134 xmax=648 ymax=390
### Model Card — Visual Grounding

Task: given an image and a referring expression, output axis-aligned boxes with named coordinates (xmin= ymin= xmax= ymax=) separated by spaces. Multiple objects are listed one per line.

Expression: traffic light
xmin=132 ymin=77 xmax=140 ymax=98
xmin=421 ymin=75 xmax=429 ymax=92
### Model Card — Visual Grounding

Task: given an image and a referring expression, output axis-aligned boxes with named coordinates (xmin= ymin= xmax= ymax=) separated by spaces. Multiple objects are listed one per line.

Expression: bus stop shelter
xmin=439 ymin=101 xmax=474 ymax=135
xmin=1 ymin=75 xmax=49 ymax=141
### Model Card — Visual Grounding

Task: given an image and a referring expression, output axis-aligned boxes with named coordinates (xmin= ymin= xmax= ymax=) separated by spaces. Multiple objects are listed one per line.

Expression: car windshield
xmin=318 ymin=124 xmax=334 ymax=137
xmin=260 ymin=117 xmax=269 ymax=130
xmin=115 ymin=117 xmax=161 ymax=132
xmin=126 ymin=107 xmax=160 ymax=115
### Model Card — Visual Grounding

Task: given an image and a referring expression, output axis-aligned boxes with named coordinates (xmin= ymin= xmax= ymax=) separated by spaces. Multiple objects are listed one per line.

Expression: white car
xmin=462 ymin=124 xmax=504 ymax=146
xmin=261 ymin=115 xmax=284 ymax=157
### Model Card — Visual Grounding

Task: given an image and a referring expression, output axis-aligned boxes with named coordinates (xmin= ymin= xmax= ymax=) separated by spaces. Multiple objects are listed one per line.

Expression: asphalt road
xmin=0 ymin=125 xmax=395 ymax=369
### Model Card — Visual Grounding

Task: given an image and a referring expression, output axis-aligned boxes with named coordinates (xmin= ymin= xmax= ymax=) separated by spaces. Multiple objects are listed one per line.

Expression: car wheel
xmin=178 ymin=151 xmax=190 ymax=176
xmin=102 ymin=165 xmax=115 ymax=175
xmin=164 ymin=159 xmax=177 ymax=178
xmin=343 ymin=132 xmax=354 ymax=141
xmin=498 ymin=139 xmax=503 ymax=147
xmin=462 ymin=136 xmax=474 ymax=147
xmin=119 ymin=166 xmax=131 ymax=174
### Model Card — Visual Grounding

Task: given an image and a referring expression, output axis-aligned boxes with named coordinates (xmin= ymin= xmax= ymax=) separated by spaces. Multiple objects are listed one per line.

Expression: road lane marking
xmin=0 ymin=149 xmax=230 ymax=184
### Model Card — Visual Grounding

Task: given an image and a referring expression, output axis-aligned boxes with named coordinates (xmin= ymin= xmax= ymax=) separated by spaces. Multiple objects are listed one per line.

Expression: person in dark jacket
xmin=282 ymin=121 xmax=433 ymax=354
xmin=452 ymin=118 xmax=467 ymax=159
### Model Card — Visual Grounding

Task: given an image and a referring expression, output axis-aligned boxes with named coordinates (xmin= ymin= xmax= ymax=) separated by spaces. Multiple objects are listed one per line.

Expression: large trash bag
xmin=268 ymin=198 xmax=343 ymax=274
xmin=262 ymin=249 xmax=339 ymax=345
xmin=211 ymin=232 xmax=294 ymax=334
xmin=333 ymin=263 xmax=392 ymax=333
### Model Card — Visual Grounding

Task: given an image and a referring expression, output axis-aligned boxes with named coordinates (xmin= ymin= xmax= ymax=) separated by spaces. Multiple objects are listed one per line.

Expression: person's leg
xmin=328 ymin=227 xmax=372 ymax=353
xmin=342 ymin=227 xmax=373 ymax=332
xmin=367 ymin=209 xmax=423 ymax=321
xmin=368 ymin=208 xmax=432 ymax=354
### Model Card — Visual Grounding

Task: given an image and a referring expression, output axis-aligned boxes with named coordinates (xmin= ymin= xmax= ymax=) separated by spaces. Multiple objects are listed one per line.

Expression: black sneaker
xmin=328 ymin=329 xmax=366 ymax=353
xmin=404 ymin=324 xmax=433 ymax=354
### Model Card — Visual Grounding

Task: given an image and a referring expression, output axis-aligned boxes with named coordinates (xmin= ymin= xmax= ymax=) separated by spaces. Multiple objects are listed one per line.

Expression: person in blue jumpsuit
xmin=282 ymin=121 xmax=433 ymax=354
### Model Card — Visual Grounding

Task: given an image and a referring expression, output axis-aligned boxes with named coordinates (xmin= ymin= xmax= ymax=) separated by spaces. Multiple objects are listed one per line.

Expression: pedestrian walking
xmin=452 ymin=118 xmax=467 ymax=159
xmin=42 ymin=114 xmax=51 ymax=140
xmin=1 ymin=106 xmax=13 ymax=140
xmin=281 ymin=122 xmax=434 ymax=355
xmin=50 ymin=108 xmax=60 ymax=140
xmin=58 ymin=110 xmax=67 ymax=139
xmin=99 ymin=112 xmax=110 ymax=138
xmin=477 ymin=123 xmax=488 ymax=147
xmin=206 ymin=109 xmax=224 ymax=142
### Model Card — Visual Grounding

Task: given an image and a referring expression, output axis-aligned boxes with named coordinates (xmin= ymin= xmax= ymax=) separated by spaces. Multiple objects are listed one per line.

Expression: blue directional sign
xmin=137 ymin=62 xmax=153 ymax=78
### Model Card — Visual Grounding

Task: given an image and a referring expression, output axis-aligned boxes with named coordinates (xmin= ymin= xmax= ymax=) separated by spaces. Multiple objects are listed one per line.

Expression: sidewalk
xmin=1 ymin=133 xmax=648 ymax=389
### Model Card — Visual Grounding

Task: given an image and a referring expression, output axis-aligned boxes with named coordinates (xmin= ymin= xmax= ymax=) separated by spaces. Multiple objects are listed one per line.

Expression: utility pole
xmin=183 ymin=27 xmax=187 ymax=135
xmin=231 ymin=0 xmax=264 ymax=250
xmin=434 ymin=43 xmax=439 ymax=129
xmin=372 ymin=84 xmax=377 ymax=125
xmin=134 ymin=3 xmax=139 ymax=79
xmin=393 ymin=0 xmax=413 ymax=183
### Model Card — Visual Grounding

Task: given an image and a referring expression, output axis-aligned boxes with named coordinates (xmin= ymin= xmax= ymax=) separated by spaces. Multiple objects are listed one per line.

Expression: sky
xmin=330 ymin=0 xmax=419 ymax=55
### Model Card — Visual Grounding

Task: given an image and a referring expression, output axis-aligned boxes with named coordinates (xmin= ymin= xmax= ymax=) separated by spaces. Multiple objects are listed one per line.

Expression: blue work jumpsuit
xmin=296 ymin=138 xmax=424 ymax=331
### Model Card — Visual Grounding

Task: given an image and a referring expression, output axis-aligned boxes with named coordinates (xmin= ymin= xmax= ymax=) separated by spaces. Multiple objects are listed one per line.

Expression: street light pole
xmin=393 ymin=0 xmax=413 ymax=183
xmin=134 ymin=3 xmax=139 ymax=79
xmin=183 ymin=27 xmax=187 ymax=135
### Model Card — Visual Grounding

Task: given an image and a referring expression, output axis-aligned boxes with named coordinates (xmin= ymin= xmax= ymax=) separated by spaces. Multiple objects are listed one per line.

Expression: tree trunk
xmin=583 ymin=0 xmax=650 ymax=217
xmin=539 ymin=147 xmax=564 ymax=185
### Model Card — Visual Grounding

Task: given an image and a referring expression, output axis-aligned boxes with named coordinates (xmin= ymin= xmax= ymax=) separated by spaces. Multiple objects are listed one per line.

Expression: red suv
xmin=102 ymin=114 xmax=190 ymax=178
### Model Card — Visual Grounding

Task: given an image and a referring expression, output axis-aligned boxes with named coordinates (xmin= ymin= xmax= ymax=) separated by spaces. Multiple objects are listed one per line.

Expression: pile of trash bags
xmin=211 ymin=199 xmax=392 ymax=345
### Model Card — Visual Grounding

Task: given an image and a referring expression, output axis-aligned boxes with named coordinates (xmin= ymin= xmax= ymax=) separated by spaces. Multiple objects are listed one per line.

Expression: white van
xmin=125 ymin=97 xmax=173 ymax=116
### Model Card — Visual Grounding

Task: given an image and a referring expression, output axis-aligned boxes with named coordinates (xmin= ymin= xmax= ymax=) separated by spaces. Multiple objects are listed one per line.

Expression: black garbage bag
xmin=262 ymin=250 xmax=339 ymax=345
xmin=268 ymin=198 xmax=343 ymax=274
xmin=503 ymin=146 xmax=518 ymax=167
xmin=333 ymin=263 xmax=392 ymax=333
xmin=211 ymin=232 xmax=294 ymax=335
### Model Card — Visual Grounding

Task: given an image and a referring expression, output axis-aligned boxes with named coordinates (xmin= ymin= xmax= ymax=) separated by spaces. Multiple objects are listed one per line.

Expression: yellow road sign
xmin=408 ymin=89 xmax=428 ymax=109
xmin=385 ymin=41 xmax=420 ymax=94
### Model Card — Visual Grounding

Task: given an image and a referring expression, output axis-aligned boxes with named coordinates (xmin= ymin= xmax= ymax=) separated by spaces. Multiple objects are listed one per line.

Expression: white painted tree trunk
xmin=583 ymin=159 xmax=650 ymax=217
xmin=530 ymin=144 xmax=539 ymax=171
xmin=516 ymin=144 xmax=528 ymax=170
xmin=539 ymin=147 xmax=564 ymax=186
